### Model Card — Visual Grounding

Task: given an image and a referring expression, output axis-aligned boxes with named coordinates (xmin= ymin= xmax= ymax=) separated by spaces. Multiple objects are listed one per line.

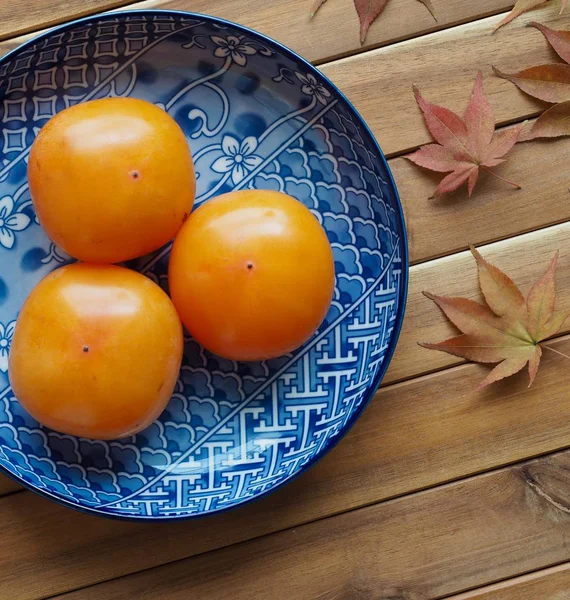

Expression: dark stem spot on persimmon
xmin=247 ymin=262 xmax=253 ymax=270
xmin=130 ymin=170 xmax=139 ymax=179
xmin=83 ymin=346 xmax=89 ymax=353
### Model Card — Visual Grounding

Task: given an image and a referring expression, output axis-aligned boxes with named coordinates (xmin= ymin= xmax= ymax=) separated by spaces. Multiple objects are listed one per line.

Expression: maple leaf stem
xmin=542 ymin=344 xmax=570 ymax=361
xmin=481 ymin=167 xmax=522 ymax=190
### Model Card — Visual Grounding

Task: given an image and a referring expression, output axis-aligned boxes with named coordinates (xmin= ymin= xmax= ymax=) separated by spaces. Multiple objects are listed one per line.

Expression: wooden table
xmin=2 ymin=1 xmax=570 ymax=598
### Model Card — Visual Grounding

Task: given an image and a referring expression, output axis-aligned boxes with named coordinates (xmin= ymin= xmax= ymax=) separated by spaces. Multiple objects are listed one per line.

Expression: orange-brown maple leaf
xmin=421 ymin=246 xmax=568 ymax=388
xmin=407 ymin=72 xmax=524 ymax=198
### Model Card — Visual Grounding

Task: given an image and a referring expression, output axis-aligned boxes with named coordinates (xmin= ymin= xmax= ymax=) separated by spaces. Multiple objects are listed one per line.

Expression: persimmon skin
xmin=28 ymin=97 xmax=195 ymax=264
xmin=8 ymin=264 xmax=183 ymax=440
xmin=169 ymin=190 xmax=335 ymax=361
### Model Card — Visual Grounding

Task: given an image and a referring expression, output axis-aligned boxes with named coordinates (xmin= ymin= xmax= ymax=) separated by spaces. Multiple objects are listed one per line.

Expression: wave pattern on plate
xmin=0 ymin=12 xmax=406 ymax=519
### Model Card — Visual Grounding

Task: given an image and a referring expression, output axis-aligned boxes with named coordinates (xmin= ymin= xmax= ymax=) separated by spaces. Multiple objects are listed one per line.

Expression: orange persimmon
xmin=28 ymin=97 xmax=195 ymax=263
xmin=169 ymin=190 xmax=335 ymax=361
xmin=9 ymin=263 xmax=183 ymax=439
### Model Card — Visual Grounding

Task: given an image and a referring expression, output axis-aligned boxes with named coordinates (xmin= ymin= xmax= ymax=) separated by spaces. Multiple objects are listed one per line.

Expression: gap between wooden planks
xmin=54 ymin=449 xmax=570 ymax=600
xmin=448 ymin=561 xmax=570 ymax=599
xmin=0 ymin=0 xmax=516 ymax=64
xmin=2 ymin=332 xmax=570 ymax=599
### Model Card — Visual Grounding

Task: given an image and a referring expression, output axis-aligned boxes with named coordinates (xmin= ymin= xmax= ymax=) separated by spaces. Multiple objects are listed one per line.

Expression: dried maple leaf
xmin=520 ymin=100 xmax=570 ymax=140
xmin=310 ymin=0 xmax=436 ymax=43
xmin=417 ymin=0 xmax=437 ymax=20
xmin=494 ymin=22 xmax=570 ymax=139
xmin=407 ymin=72 xmax=524 ymax=198
xmin=421 ymin=246 xmax=568 ymax=388
xmin=494 ymin=0 xmax=568 ymax=32
xmin=493 ymin=64 xmax=570 ymax=103
xmin=531 ymin=21 xmax=570 ymax=63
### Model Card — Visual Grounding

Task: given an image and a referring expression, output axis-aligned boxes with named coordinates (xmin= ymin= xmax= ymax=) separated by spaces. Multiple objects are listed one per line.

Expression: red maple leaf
xmin=407 ymin=72 xmax=525 ymax=198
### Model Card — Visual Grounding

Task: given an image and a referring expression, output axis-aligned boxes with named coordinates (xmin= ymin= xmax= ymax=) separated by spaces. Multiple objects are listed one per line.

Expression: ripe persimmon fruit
xmin=9 ymin=264 xmax=183 ymax=439
xmin=28 ymin=97 xmax=195 ymax=264
xmin=169 ymin=190 xmax=335 ymax=361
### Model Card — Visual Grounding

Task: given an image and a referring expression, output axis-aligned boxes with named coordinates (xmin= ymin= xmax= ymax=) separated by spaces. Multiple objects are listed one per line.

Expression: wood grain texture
xmin=394 ymin=133 xmax=570 ymax=264
xmin=385 ymin=221 xmax=570 ymax=384
xmin=321 ymin=7 xmax=568 ymax=157
xmin=3 ymin=334 xmax=570 ymax=599
xmin=55 ymin=450 xmax=570 ymax=600
xmin=449 ymin=562 xmax=570 ymax=599
xmin=0 ymin=0 xmax=516 ymax=63
xmin=0 ymin=475 xmax=20 ymax=496
xmin=0 ymin=0 xmax=138 ymax=42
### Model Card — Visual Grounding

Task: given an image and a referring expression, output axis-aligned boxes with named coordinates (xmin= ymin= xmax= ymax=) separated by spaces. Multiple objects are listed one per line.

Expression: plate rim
xmin=0 ymin=8 xmax=409 ymax=521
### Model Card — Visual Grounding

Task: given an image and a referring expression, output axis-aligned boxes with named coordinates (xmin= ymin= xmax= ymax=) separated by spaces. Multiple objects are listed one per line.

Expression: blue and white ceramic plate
xmin=0 ymin=10 xmax=407 ymax=520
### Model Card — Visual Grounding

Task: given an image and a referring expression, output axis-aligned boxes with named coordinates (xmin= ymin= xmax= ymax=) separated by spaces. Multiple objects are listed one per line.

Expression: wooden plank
xmin=393 ymin=134 xmax=570 ymax=264
xmin=449 ymin=562 xmax=570 ymax=599
xmin=384 ymin=221 xmax=570 ymax=384
xmin=0 ymin=475 xmax=20 ymax=496
xmin=0 ymin=35 xmax=26 ymax=58
xmin=2 ymin=332 xmax=570 ymax=599
xmin=0 ymin=0 xmax=516 ymax=65
xmin=55 ymin=450 xmax=570 ymax=600
xmin=321 ymin=7 xmax=567 ymax=157
xmin=0 ymin=0 xmax=139 ymax=42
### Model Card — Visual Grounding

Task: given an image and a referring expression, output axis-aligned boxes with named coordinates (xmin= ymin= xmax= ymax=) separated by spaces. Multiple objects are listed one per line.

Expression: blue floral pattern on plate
xmin=0 ymin=10 xmax=408 ymax=520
